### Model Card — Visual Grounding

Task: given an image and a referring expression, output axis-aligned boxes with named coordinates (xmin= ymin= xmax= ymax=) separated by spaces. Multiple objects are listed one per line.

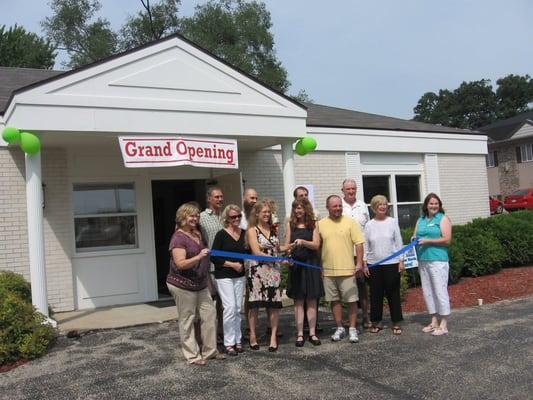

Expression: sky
xmin=2 ymin=0 xmax=532 ymax=119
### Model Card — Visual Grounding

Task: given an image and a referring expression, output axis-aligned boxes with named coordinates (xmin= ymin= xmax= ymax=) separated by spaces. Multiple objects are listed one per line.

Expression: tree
xmin=42 ymin=0 xmax=290 ymax=93
xmin=41 ymin=0 xmax=118 ymax=68
xmin=0 ymin=24 xmax=56 ymax=69
xmin=291 ymin=89 xmax=314 ymax=103
xmin=413 ymin=75 xmax=533 ymax=129
xmin=119 ymin=0 xmax=181 ymax=50
xmin=495 ymin=74 xmax=533 ymax=120
xmin=179 ymin=0 xmax=289 ymax=92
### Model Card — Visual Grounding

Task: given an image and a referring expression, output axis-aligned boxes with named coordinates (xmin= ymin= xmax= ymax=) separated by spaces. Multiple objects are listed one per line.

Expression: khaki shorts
xmin=323 ymin=275 xmax=359 ymax=303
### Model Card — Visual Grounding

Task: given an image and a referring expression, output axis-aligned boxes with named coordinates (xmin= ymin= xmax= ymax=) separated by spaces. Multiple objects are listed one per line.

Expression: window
xmin=518 ymin=143 xmax=533 ymax=163
xmin=73 ymin=183 xmax=138 ymax=252
xmin=363 ymin=174 xmax=422 ymax=229
xmin=486 ymin=151 xmax=498 ymax=167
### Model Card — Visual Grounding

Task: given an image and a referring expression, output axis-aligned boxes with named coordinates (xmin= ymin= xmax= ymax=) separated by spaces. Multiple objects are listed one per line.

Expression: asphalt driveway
xmin=1 ymin=297 xmax=532 ymax=400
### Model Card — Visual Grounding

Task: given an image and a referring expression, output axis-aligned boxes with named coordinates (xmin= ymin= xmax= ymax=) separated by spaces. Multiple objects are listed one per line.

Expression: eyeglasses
xmin=228 ymin=214 xmax=243 ymax=220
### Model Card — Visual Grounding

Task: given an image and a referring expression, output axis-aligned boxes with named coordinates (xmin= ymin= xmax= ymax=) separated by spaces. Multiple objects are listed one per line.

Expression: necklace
xmin=179 ymin=229 xmax=201 ymax=244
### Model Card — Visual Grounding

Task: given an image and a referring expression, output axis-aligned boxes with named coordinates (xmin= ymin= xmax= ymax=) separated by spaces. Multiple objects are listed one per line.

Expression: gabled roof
xmin=478 ymin=110 xmax=533 ymax=141
xmin=303 ymin=102 xmax=477 ymax=134
xmin=0 ymin=33 xmax=305 ymax=117
xmin=0 ymin=67 xmax=64 ymax=114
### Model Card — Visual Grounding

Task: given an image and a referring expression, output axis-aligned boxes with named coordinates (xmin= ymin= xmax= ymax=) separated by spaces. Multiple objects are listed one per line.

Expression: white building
xmin=0 ymin=34 xmax=489 ymax=313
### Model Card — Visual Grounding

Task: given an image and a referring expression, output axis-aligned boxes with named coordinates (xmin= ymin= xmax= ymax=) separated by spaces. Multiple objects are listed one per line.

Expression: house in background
xmin=480 ymin=111 xmax=533 ymax=198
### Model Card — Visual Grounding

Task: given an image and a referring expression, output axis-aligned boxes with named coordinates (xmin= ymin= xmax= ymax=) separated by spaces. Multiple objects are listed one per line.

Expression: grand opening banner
xmin=118 ymin=136 xmax=238 ymax=169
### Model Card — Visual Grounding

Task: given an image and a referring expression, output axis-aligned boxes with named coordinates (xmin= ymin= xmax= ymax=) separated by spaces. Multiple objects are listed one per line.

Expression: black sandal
xmin=295 ymin=335 xmax=305 ymax=347
xmin=308 ymin=335 xmax=321 ymax=346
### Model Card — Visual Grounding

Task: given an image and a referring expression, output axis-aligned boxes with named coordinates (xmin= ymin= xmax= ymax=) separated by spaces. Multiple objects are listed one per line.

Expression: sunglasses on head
xmin=228 ymin=214 xmax=243 ymax=220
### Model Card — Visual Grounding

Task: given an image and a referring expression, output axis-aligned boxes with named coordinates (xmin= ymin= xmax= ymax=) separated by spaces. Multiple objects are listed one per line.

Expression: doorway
xmin=151 ymin=179 xmax=206 ymax=297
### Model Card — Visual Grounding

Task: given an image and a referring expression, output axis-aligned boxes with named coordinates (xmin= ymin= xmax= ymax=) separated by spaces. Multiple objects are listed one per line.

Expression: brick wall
xmin=42 ymin=148 xmax=74 ymax=311
xmin=438 ymin=154 xmax=490 ymax=225
xmin=0 ymin=148 xmax=74 ymax=312
xmin=240 ymin=150 xmax=347 ymax=223
xmin=0 ymin=148 xmax=30 ymax=278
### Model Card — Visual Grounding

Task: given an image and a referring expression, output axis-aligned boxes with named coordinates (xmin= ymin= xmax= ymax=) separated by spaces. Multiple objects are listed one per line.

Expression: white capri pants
xmin=418 ymin=261 xmax=451 ymax=316
xmin=216 ymin=277 xmax=246 ymax=347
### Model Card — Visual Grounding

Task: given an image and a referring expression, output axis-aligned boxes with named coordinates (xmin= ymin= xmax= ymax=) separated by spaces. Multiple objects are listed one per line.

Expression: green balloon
xmin=301 ymin=136 xmax=317 ymax=152
xmin=20 ymin=132 xmax=41 ymax=155
xmin=295 ymin=140 xmax=308 ymax=156
xmin=2 ymin=127 xmax=20 ymax=144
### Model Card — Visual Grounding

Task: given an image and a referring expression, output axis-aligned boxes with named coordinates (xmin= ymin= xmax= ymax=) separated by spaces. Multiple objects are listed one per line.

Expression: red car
xmin=489 ymin=196 xmax=503 ymax=214
xmin=503 ymin=188 xmax=533 ymax=211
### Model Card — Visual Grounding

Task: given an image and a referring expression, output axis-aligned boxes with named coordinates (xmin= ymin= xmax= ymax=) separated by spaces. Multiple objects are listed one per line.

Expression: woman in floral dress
xmin=246 ymin=199 xmax=282 ymax=352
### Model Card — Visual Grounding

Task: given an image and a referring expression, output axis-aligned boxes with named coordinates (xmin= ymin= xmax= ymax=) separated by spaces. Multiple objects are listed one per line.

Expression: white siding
xmin=512 ymin=123 xmax=533 ymax=140
xmin=438 ymin=154 xmax=489 ymax=225
xmin=424 ymin=154 xmax=441 ymax=195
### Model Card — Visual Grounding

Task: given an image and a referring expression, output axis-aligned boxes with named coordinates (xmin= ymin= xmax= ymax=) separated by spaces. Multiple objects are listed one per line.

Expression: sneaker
xmin=331 ymin=327 xmax=346 ymax=342
xmin=349 ymin=327 xmax=359 ymax=343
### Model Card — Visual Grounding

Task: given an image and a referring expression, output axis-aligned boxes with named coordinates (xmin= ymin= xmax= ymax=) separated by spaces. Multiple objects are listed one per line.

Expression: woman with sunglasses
xmin=210 ymin=204 xmax=247 ymax=356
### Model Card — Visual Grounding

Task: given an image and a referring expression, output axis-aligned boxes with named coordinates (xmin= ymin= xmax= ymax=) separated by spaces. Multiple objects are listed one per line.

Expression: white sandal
xmin=431 ymin=327 xmax=448 ymax=336
xmin=422 ymin=324 xmax=437 ymax=333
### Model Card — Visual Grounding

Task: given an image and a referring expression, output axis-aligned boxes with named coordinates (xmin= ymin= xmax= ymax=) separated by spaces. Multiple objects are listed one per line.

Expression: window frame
xmin=519 ymin=143 xmax=533 ymax=163
xmin=362 ymin=172 xmax=423 ymax=229
xmin=486 ymin=151 xmax=498 ymax=168
xmin=72 ymin=182 xmax=139 ymax=254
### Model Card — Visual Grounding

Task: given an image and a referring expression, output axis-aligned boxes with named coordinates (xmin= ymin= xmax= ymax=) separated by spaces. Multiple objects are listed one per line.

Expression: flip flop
xmin=370 ymin=325 xmax=383 ymax=333
xmin=431 ymin=327 xmax=448 ymax=336
xmin=392 ymin=326 xmax=402 ymax=335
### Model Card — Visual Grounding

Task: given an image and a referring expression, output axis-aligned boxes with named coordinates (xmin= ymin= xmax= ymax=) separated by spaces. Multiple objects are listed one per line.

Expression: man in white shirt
xmin=341 ymin=178 xmax=371 ymax=329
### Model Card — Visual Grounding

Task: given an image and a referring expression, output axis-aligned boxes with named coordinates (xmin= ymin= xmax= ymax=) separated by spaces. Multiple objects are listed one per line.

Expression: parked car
xmin=503 ymin=188 xmax=533 ymax=212
xmin=489 ymin=196 xmax=503 ymax=214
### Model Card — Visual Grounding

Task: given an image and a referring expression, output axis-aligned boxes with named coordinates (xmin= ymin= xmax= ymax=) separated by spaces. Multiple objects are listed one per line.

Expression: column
xmin=281 ymin=141 xmax=296 ymax=216
xmin=25 ymin=151 xmax=48 ymax=317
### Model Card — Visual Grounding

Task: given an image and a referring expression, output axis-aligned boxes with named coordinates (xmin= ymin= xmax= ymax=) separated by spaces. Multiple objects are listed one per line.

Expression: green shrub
xmin=0 ymin=271 xmax=32 ymax=303
xmin=459 ymin=230 xmax=505 ymax=276
xmin=472 ymin=214 xmax=533 ymax=267
xmin=0 ymin=280 xmax=57 ymax=365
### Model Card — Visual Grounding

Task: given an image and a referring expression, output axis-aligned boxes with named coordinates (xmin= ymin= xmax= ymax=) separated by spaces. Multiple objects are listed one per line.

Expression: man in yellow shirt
xmin=318 ymin=195 xmax=365 ymax=343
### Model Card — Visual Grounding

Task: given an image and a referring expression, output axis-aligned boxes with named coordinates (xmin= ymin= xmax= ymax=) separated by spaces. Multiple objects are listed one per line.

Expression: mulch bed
xmin=0 ymin=359 xmax=28 ymax=374
xmin=402 ymin=266 xmax=533 ymax=313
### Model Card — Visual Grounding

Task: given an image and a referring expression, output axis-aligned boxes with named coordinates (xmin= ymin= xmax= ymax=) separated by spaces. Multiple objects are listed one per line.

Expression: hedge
xmin=401 ymin=210 xmax=533 ymax=287
xmin=0 ymin=271 xmax=57 ymax=365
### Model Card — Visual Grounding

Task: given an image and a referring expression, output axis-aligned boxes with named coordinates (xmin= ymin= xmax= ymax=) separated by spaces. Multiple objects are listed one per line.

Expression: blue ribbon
xmin=366 ymin=238 xmax=419 ymax=269
xmin=210 ymin=238 xmax=419 ymax=271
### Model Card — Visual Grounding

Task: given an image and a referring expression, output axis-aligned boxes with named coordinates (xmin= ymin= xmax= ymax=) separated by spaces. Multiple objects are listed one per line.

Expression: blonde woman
xmin=210 ymin=205 xmax=246 ymax=356
xmin=363 ymin=195 xmax=404 ymax=335
xmin=167 ymin=202 xmax=223 ymax=365
xmin=246 ymin=199 xmax=282 ymax=352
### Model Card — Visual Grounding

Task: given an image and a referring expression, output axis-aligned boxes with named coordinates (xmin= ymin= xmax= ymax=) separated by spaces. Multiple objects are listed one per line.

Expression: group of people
xmin=167 ymin=179 xmax=453 ymax=365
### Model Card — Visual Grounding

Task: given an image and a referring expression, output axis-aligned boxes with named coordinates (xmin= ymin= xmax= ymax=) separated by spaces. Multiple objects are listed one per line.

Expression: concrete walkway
xmin=53 ymin=300 xmax=178 ymax=333
xmin=2 ymin=297 xmax=532 ymax=400
xmin=54 ymin=297 xmax=294 ymax=333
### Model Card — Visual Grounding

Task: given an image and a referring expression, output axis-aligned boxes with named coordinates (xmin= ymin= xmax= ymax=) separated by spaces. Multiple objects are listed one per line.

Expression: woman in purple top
xmin=167 ymin=202 xmax=223 ymax=366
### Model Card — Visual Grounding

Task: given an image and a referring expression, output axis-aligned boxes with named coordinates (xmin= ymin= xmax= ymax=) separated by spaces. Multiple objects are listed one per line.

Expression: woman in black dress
xmin=282 ymin=198 xmax=323 ymax=346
